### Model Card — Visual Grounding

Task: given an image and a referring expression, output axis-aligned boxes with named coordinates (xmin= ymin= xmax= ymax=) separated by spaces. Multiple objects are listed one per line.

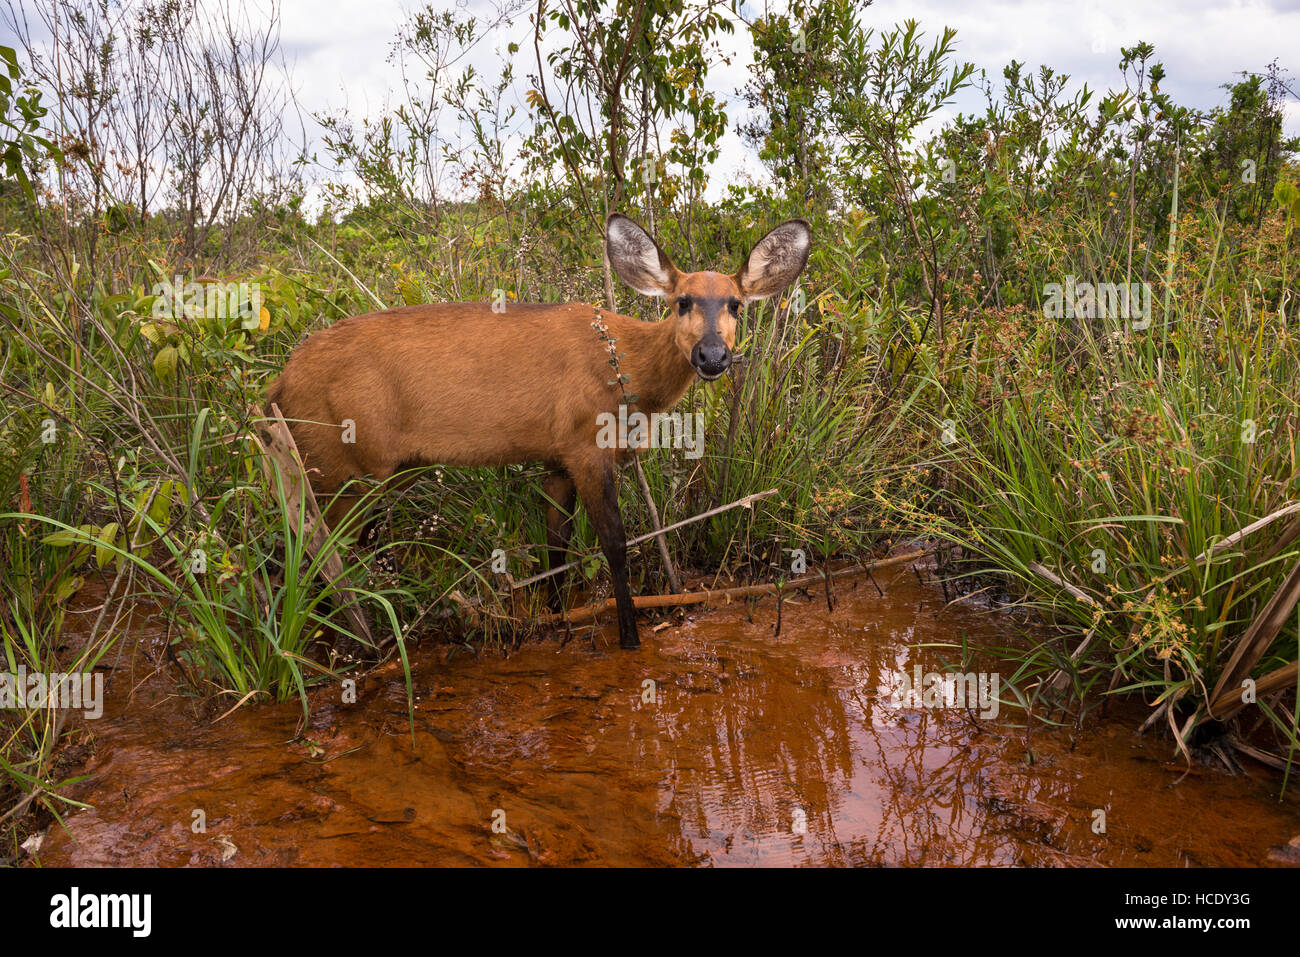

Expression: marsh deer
xmin=266 ymin=214 xmax=811 ymax=649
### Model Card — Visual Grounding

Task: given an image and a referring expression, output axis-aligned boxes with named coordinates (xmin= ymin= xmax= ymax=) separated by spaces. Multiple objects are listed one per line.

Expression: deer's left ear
xmin=734 ymin=220 xmax=812 ymax=301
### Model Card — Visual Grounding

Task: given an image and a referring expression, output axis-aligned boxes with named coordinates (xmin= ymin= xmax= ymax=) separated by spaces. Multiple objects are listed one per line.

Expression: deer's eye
xmin=728 ymin=298 xmax=742 ymax=315
xmin=677 ymin=296 xmax=692 ymax=314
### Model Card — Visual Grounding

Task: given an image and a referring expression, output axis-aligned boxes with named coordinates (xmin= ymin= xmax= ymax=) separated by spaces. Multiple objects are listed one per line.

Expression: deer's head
xmin=606 ymin=214 xmax=812 ymax=380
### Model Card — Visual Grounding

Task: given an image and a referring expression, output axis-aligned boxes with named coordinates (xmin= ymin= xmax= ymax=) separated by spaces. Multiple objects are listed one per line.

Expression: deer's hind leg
xmin=542 ymin=468 xmax=578 ymax=611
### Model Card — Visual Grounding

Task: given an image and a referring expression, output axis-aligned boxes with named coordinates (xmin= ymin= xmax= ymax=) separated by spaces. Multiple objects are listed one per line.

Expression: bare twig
xmin=512 ymin=488 xmax=778 ymax=589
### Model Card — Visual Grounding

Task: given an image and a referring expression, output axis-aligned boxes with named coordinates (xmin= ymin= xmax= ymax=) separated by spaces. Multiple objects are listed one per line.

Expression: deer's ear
xmin=606 ymin=214 xmax=680 ymax=297
xmin=734 ymin=220 xmax=812 ymax=301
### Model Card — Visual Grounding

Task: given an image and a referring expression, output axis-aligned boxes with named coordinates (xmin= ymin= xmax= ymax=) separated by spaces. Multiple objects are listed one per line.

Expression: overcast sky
xmin=5 ymin=0 xmax=1297 ymax=199
xmin=273 ymin=0 xmax=1298 ymax=197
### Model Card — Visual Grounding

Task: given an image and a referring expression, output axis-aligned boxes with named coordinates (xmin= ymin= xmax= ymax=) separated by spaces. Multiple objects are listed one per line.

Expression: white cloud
xmin=7 ymin=0 xmax=1294 ymax=205
xmin=861 ymin=0 xmax=1299 ymax=134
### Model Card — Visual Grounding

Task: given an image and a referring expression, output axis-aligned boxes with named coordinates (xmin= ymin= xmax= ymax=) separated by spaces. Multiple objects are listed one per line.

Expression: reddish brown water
xmin=38 ymin=562 xmax=1300 ymax=867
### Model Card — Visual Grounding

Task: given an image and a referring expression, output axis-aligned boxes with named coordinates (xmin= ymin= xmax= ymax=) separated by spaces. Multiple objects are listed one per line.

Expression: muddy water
xmin=40 ymin=561 xmax=1300 ymax=867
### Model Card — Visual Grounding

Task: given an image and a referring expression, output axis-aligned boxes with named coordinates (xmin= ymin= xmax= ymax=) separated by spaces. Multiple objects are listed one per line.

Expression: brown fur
xmin=267 ymin=215 xmax=811 ymax=649
xmin=266 ymin=300 xmax=701 ymax=517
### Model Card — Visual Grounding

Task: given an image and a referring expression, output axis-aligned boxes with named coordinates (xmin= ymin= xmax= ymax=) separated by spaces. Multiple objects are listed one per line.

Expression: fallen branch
xmin=536 ymin=549 xmax=931 ymax=627
xmin=1027 ymin=562 xmax=1105 ymax=693
xmin=1027 ymin=562 xmax=1101 ymax=608
xmin=1207 ymin=555 xmax=1300 ymax=720
xmin=1209 ymin=659 xmax=1299 ymax=723
xmin=1189 ymin=502 xmax=1300 ymax=571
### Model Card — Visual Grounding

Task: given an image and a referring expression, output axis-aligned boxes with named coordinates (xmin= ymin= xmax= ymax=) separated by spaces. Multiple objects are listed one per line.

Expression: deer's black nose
xmin=691 ymin=335 xmax=731 ymax=380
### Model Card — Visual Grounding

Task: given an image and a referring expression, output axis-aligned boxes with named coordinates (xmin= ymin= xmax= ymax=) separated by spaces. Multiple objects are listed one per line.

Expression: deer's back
xmin=268 ymin=302 xmax=620 ymax=486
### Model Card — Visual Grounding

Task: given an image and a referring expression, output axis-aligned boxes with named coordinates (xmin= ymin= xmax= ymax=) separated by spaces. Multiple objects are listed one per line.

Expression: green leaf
xmin=153 ymin=344 xmax=178 ymax=380
xmin=42 ymin=529 xmax=84 ymax=548
xmin=53 ymin=575 xmax=84 ymax=604
xmin=152 ymin=481 xmax=175 ymax=524
xmin=95 ymin=522 xmax=120 ymax=569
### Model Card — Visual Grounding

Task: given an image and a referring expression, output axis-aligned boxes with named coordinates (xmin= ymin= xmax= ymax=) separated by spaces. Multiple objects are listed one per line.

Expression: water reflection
xmin=39 ymin=567 xmax=1300 ymax=866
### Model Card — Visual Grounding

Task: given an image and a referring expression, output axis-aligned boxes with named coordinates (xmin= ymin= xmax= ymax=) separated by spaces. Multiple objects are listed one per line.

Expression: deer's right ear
xmin=606 ymin=214 xmax=680 ymax=297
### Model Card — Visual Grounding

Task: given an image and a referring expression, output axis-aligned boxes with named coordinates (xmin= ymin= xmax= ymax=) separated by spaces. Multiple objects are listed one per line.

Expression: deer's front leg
xmin=568 ymin=455 xmax=639 ymax=650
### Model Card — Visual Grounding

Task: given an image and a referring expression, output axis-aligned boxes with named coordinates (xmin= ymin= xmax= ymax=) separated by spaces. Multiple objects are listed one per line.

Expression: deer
xmin=265 ymin=214 xmax=811 ymax=650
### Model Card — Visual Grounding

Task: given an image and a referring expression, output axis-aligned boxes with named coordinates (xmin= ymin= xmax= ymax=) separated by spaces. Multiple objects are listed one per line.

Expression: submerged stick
xmin=536 ymin=549 xmax=931 ymax=627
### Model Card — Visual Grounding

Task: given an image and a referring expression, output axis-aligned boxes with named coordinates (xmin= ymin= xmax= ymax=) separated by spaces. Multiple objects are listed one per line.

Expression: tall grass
xmin=2 ymin=29 xmax=1298 ymax=842
xmin=893 ymin=187 xmax=1300 ymax=766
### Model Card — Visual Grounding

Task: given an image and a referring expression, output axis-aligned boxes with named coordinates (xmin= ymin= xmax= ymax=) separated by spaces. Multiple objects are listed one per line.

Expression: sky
xmin=5 ymin=0 xmax=1298 ymax=200
xmin=271 ymin=0 xmax=1300 ymax=198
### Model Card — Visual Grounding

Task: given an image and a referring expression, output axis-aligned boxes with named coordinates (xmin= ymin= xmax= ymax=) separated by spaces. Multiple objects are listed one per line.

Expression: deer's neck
xmin=618 ymin=315 xmax=697 ymax=414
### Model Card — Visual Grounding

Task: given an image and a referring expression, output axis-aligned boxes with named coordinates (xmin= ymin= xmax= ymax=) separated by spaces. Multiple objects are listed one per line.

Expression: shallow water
xmin=39 ymin=560 xmax=1300 ymax=866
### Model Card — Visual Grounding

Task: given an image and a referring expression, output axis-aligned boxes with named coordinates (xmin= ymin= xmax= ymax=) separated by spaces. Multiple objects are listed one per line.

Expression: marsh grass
xmin=894 ymin=189 xmax=1300 ymax=767
xmin=2 ymin=14 xmax=1299 ymax=837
